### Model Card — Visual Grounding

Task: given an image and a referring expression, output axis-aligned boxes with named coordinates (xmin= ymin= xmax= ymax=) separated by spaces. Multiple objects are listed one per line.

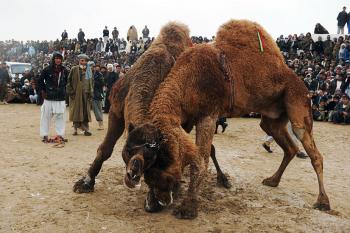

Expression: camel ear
xmin=128 ymin=123 xmax=135 ymax=132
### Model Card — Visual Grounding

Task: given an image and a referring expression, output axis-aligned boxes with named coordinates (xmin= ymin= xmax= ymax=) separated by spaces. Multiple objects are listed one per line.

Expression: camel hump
xmin=159 ymin=22 xmax=190 ymax=42
xmin=215 ymin=19 xmax=284 ymax=62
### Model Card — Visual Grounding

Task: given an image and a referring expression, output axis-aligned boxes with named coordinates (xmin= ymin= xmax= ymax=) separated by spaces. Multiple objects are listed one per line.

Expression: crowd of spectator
xmin=277 ymin=29 xmax=350 ymax=124
xmin=0 ymin=22 xmax=349 ymax=124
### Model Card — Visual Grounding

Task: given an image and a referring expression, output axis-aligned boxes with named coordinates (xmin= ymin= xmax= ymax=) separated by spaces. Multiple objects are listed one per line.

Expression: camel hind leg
xmin=73 ymin=109 xmax=125 ymax=193
xmin=260 ymin=114 xmax=299 ymax=187
xmin=287 ymin=101 xmax=330 ymax=210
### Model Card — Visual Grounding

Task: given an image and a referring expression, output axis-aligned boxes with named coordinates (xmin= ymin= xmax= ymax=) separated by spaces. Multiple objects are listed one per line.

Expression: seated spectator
xmin=326 ymin=95 xmax=340 ymax=121
xmin=29 ymin=79 xmax=38 ymax=104
xmin=318 ymin=99 xmax=328 ymax=121
xmin=342 ymin=69 xmax=350 ymax=96
xmin=312 ymin=103 xmax=321 ymax=120
xmin=314 ymin=23 xmax=329 ymax=34
xmin=332 ymin=94 xmax=350 ymax=124
xmin=338 ymin=43 xmax=350 ymax=61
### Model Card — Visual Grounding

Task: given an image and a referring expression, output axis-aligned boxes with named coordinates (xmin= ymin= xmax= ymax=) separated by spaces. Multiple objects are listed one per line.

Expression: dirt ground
xmin=0 ymin=104 xmax=349 ymax=233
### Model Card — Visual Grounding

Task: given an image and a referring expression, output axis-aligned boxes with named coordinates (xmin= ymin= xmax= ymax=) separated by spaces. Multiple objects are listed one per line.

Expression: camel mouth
xmin=124 ymin=174 xmax=141 ymax=189
xmin=157 ymin=191 xmax=173 ymax=206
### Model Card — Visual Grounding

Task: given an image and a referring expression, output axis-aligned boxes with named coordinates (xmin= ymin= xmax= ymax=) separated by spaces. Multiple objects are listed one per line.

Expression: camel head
xmin=122 ymin=123 xmax=165 ymax=189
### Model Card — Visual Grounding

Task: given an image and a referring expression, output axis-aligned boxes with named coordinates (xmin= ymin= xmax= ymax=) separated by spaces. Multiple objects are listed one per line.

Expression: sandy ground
xmin=0 ymin=104 xmax=349 ymax=233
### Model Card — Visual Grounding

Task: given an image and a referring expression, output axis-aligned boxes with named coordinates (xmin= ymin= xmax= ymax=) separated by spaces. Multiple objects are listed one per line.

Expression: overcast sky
xmin=0 ymin=0 xmax=348 ymax=41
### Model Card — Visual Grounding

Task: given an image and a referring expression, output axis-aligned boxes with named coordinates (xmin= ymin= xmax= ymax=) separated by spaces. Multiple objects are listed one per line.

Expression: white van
xmin=3 ymin=62 xmax=32 ymax=81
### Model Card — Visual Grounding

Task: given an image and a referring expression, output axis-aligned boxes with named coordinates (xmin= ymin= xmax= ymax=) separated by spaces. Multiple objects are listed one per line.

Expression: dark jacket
xmin=323 ymin=39 xmax=335 ymax=57
xmin=0 ymin=68 xmax=10 ymax=84
xmin=341 ymin=77 xmax=350 ymax=93
xmin=337 ymin=11 xmax=348 ymax=26
xmin=78 ymin=31 xmax=85 ymax=43
xmin=93 ymin=71 xmax=104 ymax=100
xmin=61 ymin=32 xmax=68 ymax=40
xmin=314 ymin=24 xmax=329 ymax=34
xmin=112 ymin=29 xmax=119 ymax=39
xmin=142 ymin=27 xmax=149 ymax=38
xmin=105 ymin=71 xmax=118 ymax=90
xmin=314 ymin=41 xmax=324 ymax=54
xmin=103 ymin=29 xmax=109 ymax=37
xmin=38 ymin=64 xmax=68 ymax=101
xmin=334 ymin=101 xmax=350 ymax=113
xmin=330 ymin=79 xmax=344 ymax=95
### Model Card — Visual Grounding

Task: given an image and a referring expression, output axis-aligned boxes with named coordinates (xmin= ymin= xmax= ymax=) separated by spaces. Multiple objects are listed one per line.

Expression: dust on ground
xmin=0 ymin=104 xmax=349 ymax=233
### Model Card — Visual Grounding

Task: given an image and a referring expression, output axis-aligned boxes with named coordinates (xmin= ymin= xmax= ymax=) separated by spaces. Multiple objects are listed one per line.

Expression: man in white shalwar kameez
xmin=38 ymin=52 xmax=69 ymax=142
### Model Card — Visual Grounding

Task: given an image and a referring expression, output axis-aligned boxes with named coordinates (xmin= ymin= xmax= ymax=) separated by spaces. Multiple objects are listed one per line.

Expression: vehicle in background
xmin=3 ymin=62 xmax=32 ymax=82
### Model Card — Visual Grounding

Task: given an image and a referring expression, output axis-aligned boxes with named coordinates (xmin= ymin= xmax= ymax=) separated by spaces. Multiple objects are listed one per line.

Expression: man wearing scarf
xmin=66 ymin=54 xmax=93 ymax=136
xmin=38 ymin=52 xmax=68 ymax=142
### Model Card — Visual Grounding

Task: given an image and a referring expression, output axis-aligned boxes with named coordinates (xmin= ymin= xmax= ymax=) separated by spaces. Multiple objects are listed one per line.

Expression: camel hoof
xmin=262 ymin=177 xmax=279 ymax=187
xmin=73 ymin=177 xmax=95 ymax=193
xmin=144 ymin=191 xmax=164 ymax=213
xmin=313 ymin=202 xmax=331 ymax=211
xmin=172 ymin=199 xmax=198 ymax=219
xmin=217 ymin=174 xmax=232 ymax=189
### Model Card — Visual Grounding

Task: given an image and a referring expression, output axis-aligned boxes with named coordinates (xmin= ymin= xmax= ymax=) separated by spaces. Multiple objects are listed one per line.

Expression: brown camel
xmin=123 ymin=19 xmax=330 ymax=219
xmin=73 ymin=22 xmax=231 ymax=212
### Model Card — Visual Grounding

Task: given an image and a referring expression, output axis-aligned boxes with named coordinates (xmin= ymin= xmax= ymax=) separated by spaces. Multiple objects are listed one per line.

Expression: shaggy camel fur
xmin=73 ymin=22 xmax=231 ymax=211
xmin=124 ymin=19 xmax=330 ymax=219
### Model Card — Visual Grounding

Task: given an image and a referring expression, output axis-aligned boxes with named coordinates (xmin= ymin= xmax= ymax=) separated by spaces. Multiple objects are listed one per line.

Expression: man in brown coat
xmin=66 ymin=54 xmax=93 ymax=136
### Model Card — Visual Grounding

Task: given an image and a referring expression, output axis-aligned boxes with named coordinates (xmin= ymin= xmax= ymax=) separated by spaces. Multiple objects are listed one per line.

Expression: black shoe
xmin=296 ymin=151 xmax=308 ymax=159
xmin=42 ymin=136 xmax=49 ymax=143
xmin=84 ymin=131 xmax=92 ymax=136
xmin=262 ymin=143 xmax=273 ymax=153
xmin=222 ymin=123 xmax=228 ymax=133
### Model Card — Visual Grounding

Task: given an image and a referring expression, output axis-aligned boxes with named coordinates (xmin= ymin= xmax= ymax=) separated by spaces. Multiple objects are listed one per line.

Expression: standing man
xmin=61 ymin=30 xmax=68 ymax=41
xmin=142 ymin=25 xmax=150 ymax=39
xmin=337 ymin=6 xmax=348 ymax=34
xmin=92 ymin=64 xmax=104 ymax=130
xmin=103 ymin=64 xmax=118 ymax=113
xmin=77 ymin=28 xmax=85 ymax=44
xmin=0 ymin=61 xmax=10 ymax=105
xmin=66 ymin=54 xmax=93 ymax=136
xmin=112 ymin=27 xmax=119 ymax=41
xmin=103 ymin=26 xmax=109 ymax=50
xmin=38 ymin=52 xmax=69 ymax=142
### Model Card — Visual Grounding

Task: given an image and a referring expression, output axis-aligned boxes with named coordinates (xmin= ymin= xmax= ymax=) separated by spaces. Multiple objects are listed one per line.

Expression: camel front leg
xmin=73 ymin=111 xmax=124 ymax=193
xmin=173 ymin=116 xmax=216 ymax=219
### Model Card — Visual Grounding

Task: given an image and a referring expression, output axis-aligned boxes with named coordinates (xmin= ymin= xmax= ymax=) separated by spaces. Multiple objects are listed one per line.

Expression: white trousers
xmin=40 ymin=100 xmax=66 ymax=137
xmin=103 ymin=36 xmax=109 ymax=50
xmin=337 ymin=26 xmax=345 ymax=34
xmin=29 ymin=94 xmax=38 ymax=103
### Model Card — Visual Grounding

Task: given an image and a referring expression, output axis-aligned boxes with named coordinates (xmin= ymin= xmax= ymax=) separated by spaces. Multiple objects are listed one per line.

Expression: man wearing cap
xmin=38 ymin=52 xmax=69 ymax=142
xmin=66 ymin=54 xmax=94 ymax=136
xmin=0 ymin=62 xmax=10 ymax=104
